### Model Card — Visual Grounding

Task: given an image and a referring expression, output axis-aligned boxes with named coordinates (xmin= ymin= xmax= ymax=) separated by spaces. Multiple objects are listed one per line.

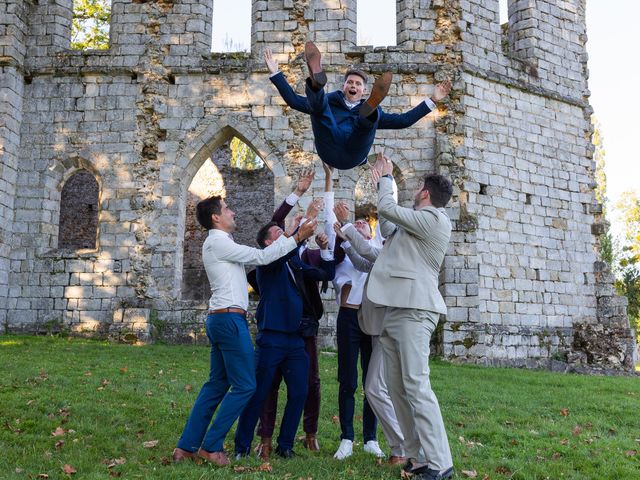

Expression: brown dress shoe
xmin=304 ymin=41 xmax=327 ymax=90
xmin=388 ymin=455 xmax=407 ymax=465
xmin=254 ymin=437 xmax=273 ymax=460
xmin=172 ymin=447 xmax=196 ymax=463
xmin=197 ymin=448 xmax=230 ymax=466
xmin=303 ymin=433 xmax=320 ymax=451
xmin=359 ymin=72 xmax=392 ymax=119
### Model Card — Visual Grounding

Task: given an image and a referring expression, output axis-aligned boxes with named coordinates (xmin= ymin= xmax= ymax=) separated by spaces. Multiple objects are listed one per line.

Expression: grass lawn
xmin=1 ymin=336 xmax=639 ymax=479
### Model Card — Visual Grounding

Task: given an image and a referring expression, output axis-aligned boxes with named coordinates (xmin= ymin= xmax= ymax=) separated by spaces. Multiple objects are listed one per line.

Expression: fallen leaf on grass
xmin=160 ymin=457 xmax=171 ymax=466
xmin=105 ymin=457 xmax=126 ymax=468
xmin=62 ymin=464 xmax=77 ymax=475
xmin=572 ymin=425 xmax=583 ymax=436
xmin=84 ymin=371 xmax=92 ymax=376
xmin=145 ymin=391 xmax=153 ymax=397
xmin=184 ymin=384 xmax=192 ymax=393
xmin=109 ymin=472 xmax=122 ymax=477
xmin=143 ymin=440 xmax=159 ymax=448
xmin=560 ymin=408 xmax=569 ymax=417
xmin=496 ymin=466 xmax=512 ymax=475
xmin=560 ymin=439 xmax=568 ymax=445
xmin=15 ymin=468 xmax=23 ymax=473
xmin=55 ymin=440 xmax=65 ymax=449
xmin=119 ymin=367 xmax=128 ymax=373
xmin=26 ymin=399 xmax=35 ymax=406
xmin=459 ymin=436 xmax=484 ymax=448
xmin=258 ymin=462 xmax=272 ymax=472
xmin=625 ymin=450 xmax=637 ymax=457
xmin=331 ymin=415 xmax=339 ymax=424
xmin=510 ymin=439 xmax=517 ymax=446
xmin=51 ymin=427 xmax=65 ymax=437
xmin=233 ymin=466 xmax=247 ymax=472
xmin=37 ymin=474 xmax=49 ymax=479
xmin=552 ymin=452 xmax=562 ymax=459
xmin=461 ymin=470 xmax=477 ymax=478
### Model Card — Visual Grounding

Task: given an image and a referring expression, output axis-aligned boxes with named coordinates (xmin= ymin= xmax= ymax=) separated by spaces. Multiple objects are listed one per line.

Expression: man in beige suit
xmin=367 ymin=155 xmax=454 ymax=480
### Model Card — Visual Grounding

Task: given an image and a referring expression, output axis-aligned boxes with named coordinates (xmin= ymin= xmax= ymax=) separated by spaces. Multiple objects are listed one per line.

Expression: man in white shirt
xmin=172 ymin=195 xmax=317 ymax=466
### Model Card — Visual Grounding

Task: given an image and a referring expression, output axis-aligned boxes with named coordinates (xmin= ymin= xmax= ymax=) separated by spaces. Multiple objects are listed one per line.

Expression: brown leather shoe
xmin=172 ymin=447 xmax=196 ymax=463
xmin=303 ymin=433 xmax=320 ymax=451
xmin=359 ymin=72 xmax=392 ymax=119
xmin=304 ymin=41 xmax=327 ymax=90
xmin=254 ymin=437 xmax=273 ymax=460
xmin=388 ymin=455 xmax=407 ymax=465
xmin=197 ymin=448 xmax=230 ymax=466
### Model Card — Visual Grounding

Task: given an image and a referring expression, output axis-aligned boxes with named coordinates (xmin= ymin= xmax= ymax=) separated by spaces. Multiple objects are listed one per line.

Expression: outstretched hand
xmin=297 ymin=218 xmax=318 ymax=242
xmin=306 ymin=197 xmax=324 ymax=219
xmin=285 ymin=213 xmax=303 ymax=237
xmin=264 ymin=48 xmax=279 ymax=74
xmin=295 ymin=167 xmax=315 ymax=196
xmin=315 ymin=233 xmax=329 ymax=250
xmin=333 ymin=202 xmax=349 ymax=224
xmin=333 ymin=221 xmax=347 ymax=240
xmin=432 ymin=79 xmax=452 ymax=102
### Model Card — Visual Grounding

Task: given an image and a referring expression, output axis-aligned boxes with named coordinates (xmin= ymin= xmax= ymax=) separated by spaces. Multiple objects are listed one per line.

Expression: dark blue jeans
xmin=176 ymin=312 xmax=256 ymax=453
xmin=235 ymin=331 xmax=309 ymax=453
xmin=305 ymin=82 xmax=377 ymax=170
xmin=336 ymin=307 xmax=377 ymax=442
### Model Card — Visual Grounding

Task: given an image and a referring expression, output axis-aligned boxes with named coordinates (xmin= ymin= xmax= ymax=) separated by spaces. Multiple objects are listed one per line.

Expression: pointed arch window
xmin=58 ymin=170 xmax=99 ymax=250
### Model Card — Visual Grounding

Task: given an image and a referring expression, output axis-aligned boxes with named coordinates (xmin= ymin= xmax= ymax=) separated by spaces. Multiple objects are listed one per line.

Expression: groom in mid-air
xmin=265 ymin=41 xmax=452 ymax=170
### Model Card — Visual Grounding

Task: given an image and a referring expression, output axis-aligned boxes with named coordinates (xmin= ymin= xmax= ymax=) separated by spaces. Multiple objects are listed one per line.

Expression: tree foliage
xmin=230 ymin=137 xmax=264 ymax=170
xmin=71 ymin=0 xmax=111 ymax=50
xmin=592 ymin=116 xmax=607 ymax=210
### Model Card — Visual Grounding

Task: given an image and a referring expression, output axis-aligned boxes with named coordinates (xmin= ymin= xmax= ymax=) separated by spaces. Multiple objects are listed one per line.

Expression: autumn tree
xmin=71 ymin=0 xmax=111 ymax=50
xmin=230 ymin=137 xmax=263 ymax=170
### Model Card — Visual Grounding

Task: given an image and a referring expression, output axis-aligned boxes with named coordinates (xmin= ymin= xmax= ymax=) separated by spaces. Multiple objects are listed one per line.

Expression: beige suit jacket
xmin=366 ymin=177 xmax=451 ymax=314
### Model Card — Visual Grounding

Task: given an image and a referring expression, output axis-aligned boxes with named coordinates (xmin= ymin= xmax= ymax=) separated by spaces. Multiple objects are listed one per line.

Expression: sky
xmin=211 ymin=0 xmax=638 ymax=230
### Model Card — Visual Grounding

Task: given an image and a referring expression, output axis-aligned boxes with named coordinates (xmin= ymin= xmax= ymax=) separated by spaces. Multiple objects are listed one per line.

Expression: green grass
xmin=0 ymin=336 xmax=639 ymax=479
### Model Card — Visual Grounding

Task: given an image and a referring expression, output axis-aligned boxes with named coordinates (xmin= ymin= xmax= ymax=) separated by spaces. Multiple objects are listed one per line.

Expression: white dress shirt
xmin=203 ymin=229 xmax=297 ymax=311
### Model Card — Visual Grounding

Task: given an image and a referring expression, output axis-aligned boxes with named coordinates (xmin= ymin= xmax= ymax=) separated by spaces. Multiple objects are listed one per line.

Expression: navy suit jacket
xmin=255 ymin=246 xmax=335 ymax=334
xmin=270 ymin=72 xmax=431 ymax=132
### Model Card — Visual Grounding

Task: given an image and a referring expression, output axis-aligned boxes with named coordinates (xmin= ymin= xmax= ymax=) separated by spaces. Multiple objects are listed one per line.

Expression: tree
xmin=229 ymin=137 xmax=263 ymax=170
xmin=71 ymin=0 xmax=111 ymax=50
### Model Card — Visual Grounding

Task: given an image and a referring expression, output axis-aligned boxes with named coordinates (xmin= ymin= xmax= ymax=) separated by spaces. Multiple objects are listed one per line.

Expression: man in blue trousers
xmin=234 ymin=223 xmax=335 ymax=459
xmin=264 ymin=42 xmax=452 ymax=170
xmin=172 ymin=196 xmax=317 ymax=466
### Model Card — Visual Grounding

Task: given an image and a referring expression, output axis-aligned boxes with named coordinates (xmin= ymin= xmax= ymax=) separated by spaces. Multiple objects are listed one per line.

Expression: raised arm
xmin=377 ymin=80 xmax=451 ymax=130
xmin=343 ymin=243 xmax=374 ymax=273
xmin=341 ymin=223 xmax=381 ymax=263
xmin=266 ymin=47 xmax=311 ymax=114
xmin=272 ymin=167 xmax=315 ymax=227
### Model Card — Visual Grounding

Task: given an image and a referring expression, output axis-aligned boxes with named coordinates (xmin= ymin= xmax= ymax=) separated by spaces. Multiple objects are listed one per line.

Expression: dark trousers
xmin=257 ymin=335 xmax=320 ymax=437
xmin=336 ymin=306 xmax=377 ymax=442
xmin=177 ymin=313 xmax=256 ymax=453
xmin=306 ymin=82 xmax=377 ymax=170
xmin=234 ymin=331 xmax=309 ymax=453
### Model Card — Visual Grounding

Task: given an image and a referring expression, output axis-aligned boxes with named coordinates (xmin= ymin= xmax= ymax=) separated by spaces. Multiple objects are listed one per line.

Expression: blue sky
xmin=211 ymin=0 xmax=638 ymax=229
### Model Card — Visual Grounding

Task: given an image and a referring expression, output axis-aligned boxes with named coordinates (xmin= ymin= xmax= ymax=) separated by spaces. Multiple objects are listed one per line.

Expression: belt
xmin=208 ymin=307 xmax=247 ymax=316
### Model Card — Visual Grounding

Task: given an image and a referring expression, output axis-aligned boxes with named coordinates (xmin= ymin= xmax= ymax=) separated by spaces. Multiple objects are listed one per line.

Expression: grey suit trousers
xmin=380 ymin=307 xmax=452 ymax=470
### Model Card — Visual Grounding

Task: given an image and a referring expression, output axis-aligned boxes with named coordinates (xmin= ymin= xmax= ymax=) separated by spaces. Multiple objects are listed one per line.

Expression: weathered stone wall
xmin=0 ymin=0 xmax=635 ymax=370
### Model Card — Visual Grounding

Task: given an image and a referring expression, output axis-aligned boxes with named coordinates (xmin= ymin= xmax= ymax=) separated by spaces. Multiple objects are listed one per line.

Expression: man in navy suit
xmin=264 ymin=42 xmax=452 ymax=170
xmin=234 ymin=224 xmax=335 ymax=459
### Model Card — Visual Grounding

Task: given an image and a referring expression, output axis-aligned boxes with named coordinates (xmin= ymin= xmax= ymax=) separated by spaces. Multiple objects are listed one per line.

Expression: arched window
xmin=71 ymin=0 xmax=111 ymax=50
xmin=182 ymin=137 xmax=273 ymax=302
xmin=58 ymin=170 xmax=99 ymax=250
xmin=211 ymin=0 xmax=251 ymax=53
xmin=357 ymin=0 xmax=396 ymax=47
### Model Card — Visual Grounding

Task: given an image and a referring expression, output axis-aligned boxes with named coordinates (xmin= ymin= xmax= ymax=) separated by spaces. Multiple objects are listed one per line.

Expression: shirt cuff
xmin=269 ymin=71 xmax=282 ymax=78
xmin=340 ymin=223 xmax=352 ymax=232
xmin=320 ymin=249 xmax=333 ymax=261
xmin=285 ymin=192 xmax=299 ymax=206
xmin=341 ymin=240 xmax=352 ymax=250
xmin=424 ymin=97 xmax=436 ymax=110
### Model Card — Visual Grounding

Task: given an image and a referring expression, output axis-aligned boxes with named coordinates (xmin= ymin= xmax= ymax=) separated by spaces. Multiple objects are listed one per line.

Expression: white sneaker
xmin=363 ymin=440 xmax=386 ymax=458
xmin=333 ymin=439 xmax=353 ymax=460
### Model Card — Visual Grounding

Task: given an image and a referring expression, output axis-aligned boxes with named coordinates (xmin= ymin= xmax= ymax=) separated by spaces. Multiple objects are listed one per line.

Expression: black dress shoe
xmin=415 ymin=466 xmax=454 ymax=480
xmin=304 ymin=41 xmax=327 ymax=90
xmin=274 ymin=446 xmax=296 ymax=458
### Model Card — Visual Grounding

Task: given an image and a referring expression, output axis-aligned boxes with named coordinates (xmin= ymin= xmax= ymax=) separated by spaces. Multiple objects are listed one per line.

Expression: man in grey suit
xmin=366 ymin=155 xmax=454 ymax=480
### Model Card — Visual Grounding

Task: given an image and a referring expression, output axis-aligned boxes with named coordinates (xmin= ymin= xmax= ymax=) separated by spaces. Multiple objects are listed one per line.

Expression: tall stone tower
xmin=0 ymin=0 xmax=635 ymax=372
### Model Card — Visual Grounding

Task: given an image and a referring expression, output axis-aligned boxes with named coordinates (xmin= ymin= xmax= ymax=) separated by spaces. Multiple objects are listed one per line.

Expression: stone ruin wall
xmin=0 ymin=0 xmax=635 ymax=372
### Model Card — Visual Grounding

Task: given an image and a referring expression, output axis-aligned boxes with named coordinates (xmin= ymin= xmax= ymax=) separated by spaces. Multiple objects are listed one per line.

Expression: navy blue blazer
xmin=270 ymin=72 xmax=432 ymax=132
xmin=255 ymin=246 xmax=335 ymax=334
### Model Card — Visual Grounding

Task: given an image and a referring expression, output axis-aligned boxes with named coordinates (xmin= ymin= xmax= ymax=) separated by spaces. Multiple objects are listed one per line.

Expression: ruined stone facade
xmin=0 ymin=0 xmax=636 ymax=371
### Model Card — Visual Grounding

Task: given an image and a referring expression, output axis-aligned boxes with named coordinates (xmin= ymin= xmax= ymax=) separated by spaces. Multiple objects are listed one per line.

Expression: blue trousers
xmin=305 ymin=82 xmax=378 ymax=170
xmin=336 ymin=306 xmax=377 ymax=442
xmin=235 ymin=331 xmax=309 ymax=453
xmin=177 ymin=313 xmax=256 ymax=453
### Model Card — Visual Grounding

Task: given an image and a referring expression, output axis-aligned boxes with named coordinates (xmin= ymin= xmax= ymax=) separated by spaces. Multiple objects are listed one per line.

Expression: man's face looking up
xmin=342 ymin=74 xmax=366 ymax=103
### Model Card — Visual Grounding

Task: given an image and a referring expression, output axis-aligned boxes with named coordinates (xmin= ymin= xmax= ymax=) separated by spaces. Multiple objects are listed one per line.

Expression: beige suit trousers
xmin=380 ymin=307 xmax=452 ymax=470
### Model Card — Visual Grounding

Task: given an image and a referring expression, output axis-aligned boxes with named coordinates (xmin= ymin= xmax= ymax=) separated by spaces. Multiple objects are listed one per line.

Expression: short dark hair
xmin=423 ymin=174 xmax=453 ymax=208
xmin=344 ymin=69 xmax=368 ymax=84
xmin=196 ymin=196 xmax=223 ymax=230
xmin=256 ymin=221 xmax=279 ymax=248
